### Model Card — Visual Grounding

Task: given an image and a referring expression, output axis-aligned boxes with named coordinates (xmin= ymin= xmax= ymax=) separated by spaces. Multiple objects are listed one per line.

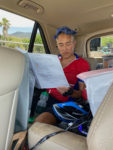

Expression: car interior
xmin=0 ymin=0 xmax=113 ymax=150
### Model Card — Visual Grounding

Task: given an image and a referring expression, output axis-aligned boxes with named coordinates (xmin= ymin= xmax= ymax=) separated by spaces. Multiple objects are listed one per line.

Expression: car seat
xmin=28 ymin=81 xmax=113 ymax=150
xmin=0 ymin=46 xmax=25 ymax=150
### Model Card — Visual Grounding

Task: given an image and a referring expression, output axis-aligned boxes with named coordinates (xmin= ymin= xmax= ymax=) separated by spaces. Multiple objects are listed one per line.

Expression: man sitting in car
xmin=35 ymin=26 xmax=90 ymax=125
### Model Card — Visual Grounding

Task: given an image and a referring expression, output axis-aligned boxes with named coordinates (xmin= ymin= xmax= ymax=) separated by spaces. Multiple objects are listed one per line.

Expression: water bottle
xmin=36 ymin=91 xmax=49 ymax=115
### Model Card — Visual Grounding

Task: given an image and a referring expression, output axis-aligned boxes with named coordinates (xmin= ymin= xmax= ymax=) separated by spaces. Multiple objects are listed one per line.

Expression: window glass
xmin=33 ymin=29 xmax=45 ymax=53
xmin=0 ymin=9 xmax=34 ymax=50
xmin=0 ymin=9 xmax=45 ymax=53
xmin=89 ymin=35 xmax=113 ymax=58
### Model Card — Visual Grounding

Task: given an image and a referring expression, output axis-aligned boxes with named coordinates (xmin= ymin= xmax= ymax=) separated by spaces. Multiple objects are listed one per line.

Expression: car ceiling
xmin=0 ymin=0 xmax=113 ymax=35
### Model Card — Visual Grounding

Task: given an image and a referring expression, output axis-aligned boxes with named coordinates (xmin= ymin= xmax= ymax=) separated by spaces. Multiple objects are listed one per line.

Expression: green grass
xmin=101 ymin=35 xmax=113 ymax=47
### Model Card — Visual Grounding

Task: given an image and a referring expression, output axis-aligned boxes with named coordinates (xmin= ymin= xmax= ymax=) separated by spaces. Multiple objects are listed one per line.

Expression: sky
xmin=0 ymin=9 xmax=34 ymax=27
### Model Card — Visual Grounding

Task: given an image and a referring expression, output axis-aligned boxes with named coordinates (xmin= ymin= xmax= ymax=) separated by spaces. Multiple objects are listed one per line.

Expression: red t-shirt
xmin=47 ymin=56 xmax=90 ymax=102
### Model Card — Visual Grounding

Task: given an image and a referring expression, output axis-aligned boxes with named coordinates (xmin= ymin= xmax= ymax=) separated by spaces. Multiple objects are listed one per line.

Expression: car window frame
xmin=0 ymin=8 xmax=50 ymax=54
xmin=28 ymin=21 xmax=50 ymax=54
xmin=86 ymin=32 xmax=113 ymax=58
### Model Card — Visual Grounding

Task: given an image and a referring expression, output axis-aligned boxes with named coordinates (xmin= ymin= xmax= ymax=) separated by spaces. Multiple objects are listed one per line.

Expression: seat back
xmin=0 ymin=46 xmax=25 ymax=150
xmin=87 ymin=82 xmax=113 ymax=150
xmin=83 ymin=57 xmax=103 ymax=70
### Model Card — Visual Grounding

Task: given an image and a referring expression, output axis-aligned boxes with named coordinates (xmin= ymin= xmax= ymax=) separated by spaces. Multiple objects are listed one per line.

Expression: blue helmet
xmin=53 ymin=101 xmax=92 ymax=136
xmin=53 ymin=101 xmax=89 ymax=123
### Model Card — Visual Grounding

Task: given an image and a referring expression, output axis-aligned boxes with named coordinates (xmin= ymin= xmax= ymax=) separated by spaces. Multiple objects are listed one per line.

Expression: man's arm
xmin=70 ymin=81 xmax=85 ymax=98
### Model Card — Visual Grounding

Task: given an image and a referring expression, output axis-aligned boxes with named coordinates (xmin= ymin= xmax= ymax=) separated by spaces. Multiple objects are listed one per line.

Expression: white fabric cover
xmin=15 ymin=48 xmax=35 ymax=132
xmin=77 ymin=68 xmax=113 ymax=116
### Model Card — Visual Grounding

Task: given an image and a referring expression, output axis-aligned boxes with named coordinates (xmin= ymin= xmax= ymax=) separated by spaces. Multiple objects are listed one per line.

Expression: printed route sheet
xmin=28 ymin=53 xmax=69 ymax=89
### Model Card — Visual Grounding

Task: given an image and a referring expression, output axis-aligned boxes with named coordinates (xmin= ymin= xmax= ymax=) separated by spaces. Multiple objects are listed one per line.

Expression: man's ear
xmin=73 ymin=40 xmax=76 ymax=47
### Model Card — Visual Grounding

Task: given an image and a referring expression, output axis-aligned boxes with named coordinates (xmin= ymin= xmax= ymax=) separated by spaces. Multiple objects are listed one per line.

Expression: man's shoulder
xmin=78 ymin=57 xmax=89 ymax=64
xmin=77 ymin=57 xmax=90 ymax=70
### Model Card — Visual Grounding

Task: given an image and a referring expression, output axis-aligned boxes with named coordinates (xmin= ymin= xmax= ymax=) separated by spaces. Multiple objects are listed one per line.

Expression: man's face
xmin=56 ymin=33 xmax=75 ymax=59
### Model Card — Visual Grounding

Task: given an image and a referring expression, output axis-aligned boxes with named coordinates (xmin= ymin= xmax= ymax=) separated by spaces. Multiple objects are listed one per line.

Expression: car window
xmin=33 ymin=29 xmax=45 ymax=53
xmin=0 ymin=9 xmax=46 ymax=53
xmin=88 ymin=35 xmax=113 ymax=58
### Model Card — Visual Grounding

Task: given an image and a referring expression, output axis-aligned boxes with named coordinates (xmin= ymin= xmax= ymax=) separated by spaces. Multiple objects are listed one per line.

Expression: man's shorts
xmin=44 ymin=95 xmax=61 ymax=122
xmin=45 ymin=95 xmax=60 ymax=113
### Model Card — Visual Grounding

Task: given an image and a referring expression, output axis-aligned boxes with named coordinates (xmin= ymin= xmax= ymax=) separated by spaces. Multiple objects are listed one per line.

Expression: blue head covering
xmin=54 ymin=26 xmax=77 ymax=39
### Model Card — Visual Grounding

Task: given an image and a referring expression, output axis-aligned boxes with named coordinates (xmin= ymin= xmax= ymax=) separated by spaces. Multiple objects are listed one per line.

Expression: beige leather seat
xmin=28 ymin=82 xmax=113 ymax=150
xmin=0 ymin=46 xmax=25 ymax=150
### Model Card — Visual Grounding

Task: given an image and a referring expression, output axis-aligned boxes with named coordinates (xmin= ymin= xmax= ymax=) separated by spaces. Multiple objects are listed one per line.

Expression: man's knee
xmin=34 ymin=112 xmax=57 ymax=125
xmin=35 ymin=112 xmax=50 ymax=122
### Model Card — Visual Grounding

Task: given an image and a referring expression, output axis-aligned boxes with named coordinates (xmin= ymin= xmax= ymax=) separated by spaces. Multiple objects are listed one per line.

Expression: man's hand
xmin=57 ymin=86 xmax=70 ymax=95
xmin=57 ymin=81 xmax=86 ymax=98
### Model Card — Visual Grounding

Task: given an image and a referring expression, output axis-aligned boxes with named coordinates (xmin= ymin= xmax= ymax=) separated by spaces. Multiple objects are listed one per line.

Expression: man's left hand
xmin=57 ymin=86 xmax=70 ymax=95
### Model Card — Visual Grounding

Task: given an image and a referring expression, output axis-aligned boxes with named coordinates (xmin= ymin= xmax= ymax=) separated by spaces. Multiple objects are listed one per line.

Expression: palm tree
xmin=0 ymin=18 xmax=10 ymax=40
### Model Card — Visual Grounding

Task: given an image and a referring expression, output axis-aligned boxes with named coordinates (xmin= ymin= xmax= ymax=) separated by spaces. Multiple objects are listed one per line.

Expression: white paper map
xmin=28 ymin=53 xmax=69 ymax=89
